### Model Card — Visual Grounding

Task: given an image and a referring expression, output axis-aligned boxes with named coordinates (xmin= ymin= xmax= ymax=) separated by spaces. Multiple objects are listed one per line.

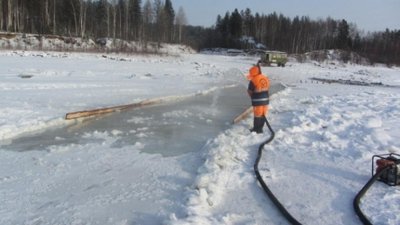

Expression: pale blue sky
xmin=171 ymin=0 xmax=400 ymax=32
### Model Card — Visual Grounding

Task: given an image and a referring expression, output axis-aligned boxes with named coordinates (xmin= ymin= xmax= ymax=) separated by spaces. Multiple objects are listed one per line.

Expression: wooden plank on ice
xmin=65 ymin=98 xmax=163 ymax=120
xmin=65 ymin=85 xmax=240 ymax=120
xmin=232 ymin=106 xmax=252 ymax=124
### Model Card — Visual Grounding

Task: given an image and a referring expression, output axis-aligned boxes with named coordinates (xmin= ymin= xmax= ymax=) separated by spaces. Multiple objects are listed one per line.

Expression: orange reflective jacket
xmin=247 ymin=66 xmax=270 ymax=106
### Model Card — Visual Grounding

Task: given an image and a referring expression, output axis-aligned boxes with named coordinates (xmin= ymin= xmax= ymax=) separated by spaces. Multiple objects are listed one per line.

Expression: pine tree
xmin=163 ymin=0 xmax=174 ymax=42
xmin=142 ymin=0 xmax=153 ymax=45
xmin=229 ymin=9 xmax=242 ymax=39
xmin=337 ymin=19 xmax=350 ymax=50
xmin=221 ymin=12 xmax=230 ymax=47
xmin=242 ymin=8 xmax=254 ymax=37
xmin=128 ymin=0 xmax=141 ymax=41
xmin=116 ymin=0 xmax=125 ymax=39
xmin=153 ymin=0 xmax=163 ymax=46
xmin=96 ymin=0 xmax=109 ymax=37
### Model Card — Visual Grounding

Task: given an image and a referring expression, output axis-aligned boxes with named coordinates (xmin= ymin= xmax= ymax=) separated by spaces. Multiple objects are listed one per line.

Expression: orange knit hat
xmin=246 ymin=66 xmax=260 ymax=80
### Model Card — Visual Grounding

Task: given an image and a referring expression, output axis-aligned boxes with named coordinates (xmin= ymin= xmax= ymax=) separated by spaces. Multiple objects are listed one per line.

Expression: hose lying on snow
xmin=353 ymin=165 xmax=392 ymax=225
xmin=254 ymin=117 xmax=394 ymax=225
xmin=254 ymin=117 xmax=302 ymax=225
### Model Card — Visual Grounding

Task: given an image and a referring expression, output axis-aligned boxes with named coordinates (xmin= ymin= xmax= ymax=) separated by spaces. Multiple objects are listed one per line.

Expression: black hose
xmin=254 ymin=116 xmax=394 ymax=225
xmin=254 ymin=117 xmax=303 ymax=225
xmin=353 ymin=165 xmax=392 ymax=225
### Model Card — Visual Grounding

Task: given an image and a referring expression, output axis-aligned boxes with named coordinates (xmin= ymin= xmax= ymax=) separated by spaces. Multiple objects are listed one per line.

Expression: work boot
xmin=250 ymin=117 xmax=265 ymax=134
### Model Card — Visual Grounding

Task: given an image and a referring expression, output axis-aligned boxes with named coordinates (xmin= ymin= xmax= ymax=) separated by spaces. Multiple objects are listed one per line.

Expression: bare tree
xmin=52 ymin=0 xmax=56 ymax=34
xmin=1 ymin=0 xmax=11 ymax=31
xmin=175 ymin=6 xmax=187 ymax=43
xmin=124 ymin=0 xmax=129 ymax=40
xmin=43 ymin=0 xmax=50 ymax=30
xmin=69 ymin=0 xmax=79 ymax=35
xmin=79 ymin=0 xmax=87 ymax=37
xmin=111 ymin=0 xmax=117 ymax=40
xmin=1 ymin=0 xmax=4 ymax=31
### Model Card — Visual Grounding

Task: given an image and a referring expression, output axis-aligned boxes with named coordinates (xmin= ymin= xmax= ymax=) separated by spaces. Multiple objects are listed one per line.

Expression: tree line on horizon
xmin=0 ymin=0 xmax=186 ymax=46
xmin=193 ymin=9 xmax=399 ymax=65
xmin=1 ymin=1 xmax=399 ymax=65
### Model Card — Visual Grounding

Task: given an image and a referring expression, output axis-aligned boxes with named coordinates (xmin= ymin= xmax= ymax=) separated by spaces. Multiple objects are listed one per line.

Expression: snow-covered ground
xmin=0 ymin=50 xmax=399 ymax=225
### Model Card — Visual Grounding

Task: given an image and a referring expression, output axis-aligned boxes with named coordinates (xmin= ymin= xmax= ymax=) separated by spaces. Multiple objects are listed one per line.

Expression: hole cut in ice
xmin=3 ymin=84 xmax=285 ymax=156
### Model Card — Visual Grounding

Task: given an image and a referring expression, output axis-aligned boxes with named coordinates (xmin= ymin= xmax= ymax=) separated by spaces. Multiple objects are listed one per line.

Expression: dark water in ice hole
xmin=2 ymin=84 xmax=285 ymax=157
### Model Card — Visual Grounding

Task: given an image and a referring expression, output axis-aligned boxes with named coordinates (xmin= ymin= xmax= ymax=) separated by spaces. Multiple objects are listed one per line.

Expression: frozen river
xmin=4 ymin=84 xmax=284 ymax=156
xmin=0 ymin=80 xmax=285 ymax=224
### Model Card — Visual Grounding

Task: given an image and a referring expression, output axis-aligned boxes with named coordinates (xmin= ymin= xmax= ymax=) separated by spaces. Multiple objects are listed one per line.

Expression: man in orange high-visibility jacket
xmin=247 ymin=63 xmax=270 ymax=133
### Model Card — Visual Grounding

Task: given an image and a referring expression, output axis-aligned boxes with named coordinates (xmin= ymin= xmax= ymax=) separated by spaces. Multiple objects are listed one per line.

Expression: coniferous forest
xmin=1 ymin=0 xmax=399 ymax=65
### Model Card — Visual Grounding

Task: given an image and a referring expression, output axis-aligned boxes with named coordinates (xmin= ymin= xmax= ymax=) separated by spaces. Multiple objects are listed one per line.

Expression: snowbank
xmin=172 ymin=61 xmax=400 ymax=225
xmin=0 ymin=32 xmax=195 ymax=55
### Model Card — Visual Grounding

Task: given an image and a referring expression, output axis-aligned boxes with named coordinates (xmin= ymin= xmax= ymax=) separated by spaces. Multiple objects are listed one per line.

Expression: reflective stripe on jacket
xmin=248 ymin=74 xmax=270 ymax=106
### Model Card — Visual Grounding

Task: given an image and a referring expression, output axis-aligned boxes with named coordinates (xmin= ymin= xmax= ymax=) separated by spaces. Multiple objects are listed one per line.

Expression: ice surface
xmin=3 ymin=84 xmax=285 ymax=156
